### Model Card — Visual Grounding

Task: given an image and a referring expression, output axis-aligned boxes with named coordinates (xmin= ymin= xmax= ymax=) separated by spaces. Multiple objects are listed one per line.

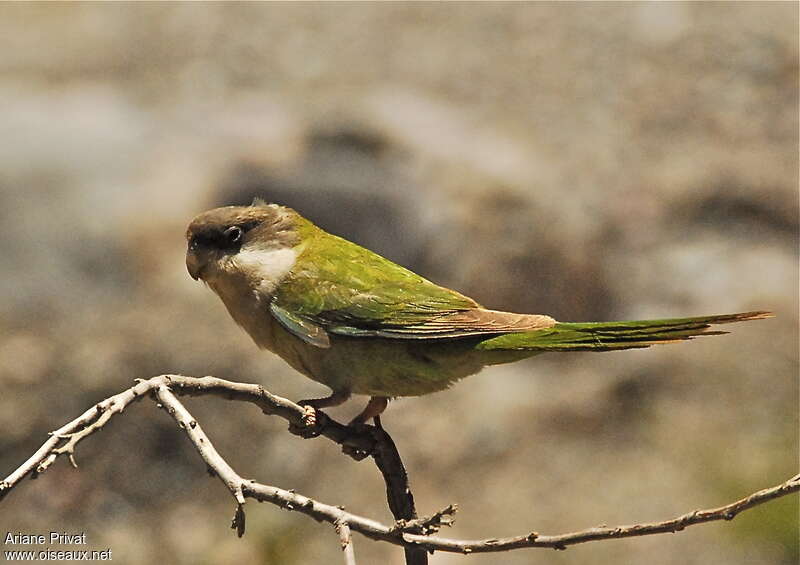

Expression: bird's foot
xmin=288 ymin=390 xmax=351 ymax=439
xmin=287 ymin=405 xmax=323 ymax=438
xmin=302 ymin=404 xmax=317 ymax=427
xmin=340 ymin=419 xmax=380 ymax=460
xmin=348 ymin=396 xmax=389 ymax=427
xmin=339 ymin=397 xmax=389 ymax=458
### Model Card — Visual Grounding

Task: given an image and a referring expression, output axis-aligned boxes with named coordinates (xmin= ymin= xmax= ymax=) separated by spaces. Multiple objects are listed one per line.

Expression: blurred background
xmin=0 ymin=3 xmax=797 ymax=564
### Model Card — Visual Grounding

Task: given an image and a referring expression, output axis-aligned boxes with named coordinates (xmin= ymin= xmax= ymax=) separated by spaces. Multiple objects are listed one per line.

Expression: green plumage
xmin=186 ymin=203 xmax=773 ymax=401
xmin=274 ymin=216 xmax=479 ymax=336
xmin=272 ymin=216 xmax=769 ymax=357
xmin=475 ymin=312 xmax=771 ymax=352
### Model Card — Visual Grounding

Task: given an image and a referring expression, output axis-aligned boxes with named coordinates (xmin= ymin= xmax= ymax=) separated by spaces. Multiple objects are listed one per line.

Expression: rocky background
xmin=0 ymin=4 xmax=797 ymax=564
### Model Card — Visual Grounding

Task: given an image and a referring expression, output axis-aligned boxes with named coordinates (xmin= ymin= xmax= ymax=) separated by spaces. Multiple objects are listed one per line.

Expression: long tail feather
xmin=475 ymin=311 xmax=772 ymax=352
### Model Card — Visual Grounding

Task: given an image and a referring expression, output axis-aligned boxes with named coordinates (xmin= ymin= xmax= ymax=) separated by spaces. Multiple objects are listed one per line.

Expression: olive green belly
xmin=267 ymin=318 xmax=537 ymax=397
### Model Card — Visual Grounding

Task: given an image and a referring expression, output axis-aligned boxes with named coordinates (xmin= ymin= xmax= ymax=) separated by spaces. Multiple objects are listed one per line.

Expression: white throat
xmin=229 ymin=246 xmax=298 ymax=297
xmin=203 ymin=245 xmax=298 ymax=352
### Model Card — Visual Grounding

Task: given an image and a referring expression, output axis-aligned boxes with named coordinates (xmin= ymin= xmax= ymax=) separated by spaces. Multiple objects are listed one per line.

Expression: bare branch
xmin=0 ymin=373 xmax=369 ymax=502
xmin=1 ymin=380 xmax=150 ymax=498
xmin=335 ymin=518 xmax=357 ymax=565
xmin=2 ymin=375 xmax=797 ymax=556
xmin=238 ymin=464 xmax=800 ymax=553
xmin=368 ymin=417 xmax=427 ymax=565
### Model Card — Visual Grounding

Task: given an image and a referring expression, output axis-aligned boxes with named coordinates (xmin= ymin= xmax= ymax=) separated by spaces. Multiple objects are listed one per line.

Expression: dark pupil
xmin=225 ymin=226 xmax=243 ymax=243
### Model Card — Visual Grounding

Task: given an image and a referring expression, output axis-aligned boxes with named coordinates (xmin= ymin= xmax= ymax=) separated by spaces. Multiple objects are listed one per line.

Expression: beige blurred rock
xmin=0 ymin=3 xmax=795 ymax=564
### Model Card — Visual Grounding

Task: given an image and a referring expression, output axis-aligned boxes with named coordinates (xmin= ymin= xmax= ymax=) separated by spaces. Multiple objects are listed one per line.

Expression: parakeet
xmin=185 ymin=201 xmax=770 ymax=424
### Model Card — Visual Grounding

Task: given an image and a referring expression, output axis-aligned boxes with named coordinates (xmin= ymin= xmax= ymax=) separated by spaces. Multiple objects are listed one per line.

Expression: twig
xmin=392 ymin=504 xmax=458 ymax=535
xmin=335 ymin=518 xmax=357 ymax=565
xmin=368 ymin=420 xmax=428 ymax=565
xmin=1 ymin=381 xmax=150 ymax=497
xmin=151 ymin=384 xmax=247 ymax=535
xmin=239 ymin=472 xmax=800 ymax=553
xmin=2 ymin=375 xmax=798 ymax=556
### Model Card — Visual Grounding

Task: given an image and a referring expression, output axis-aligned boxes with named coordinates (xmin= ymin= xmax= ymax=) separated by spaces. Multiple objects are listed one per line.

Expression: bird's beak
xmin=186 ymin=245 xmax=205 ymax=281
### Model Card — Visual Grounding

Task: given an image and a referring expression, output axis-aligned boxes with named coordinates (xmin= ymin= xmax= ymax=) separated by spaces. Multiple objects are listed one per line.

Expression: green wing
xmin=271 ymin=228 xmax=483 ymax=346
xmin=269 ymin=302 xmax=331 ymax=348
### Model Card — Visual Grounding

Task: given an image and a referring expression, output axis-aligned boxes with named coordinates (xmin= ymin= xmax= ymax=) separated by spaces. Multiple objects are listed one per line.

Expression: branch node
xmin=527 ymin=532 xmax=539 ymax=541
xmin=36 ymin=454 xmax=57 ymax=474
xmin=404 ymin=503 xmax=458 ymax=534
xmin=334 ymin=518 xmax=351 ymax=548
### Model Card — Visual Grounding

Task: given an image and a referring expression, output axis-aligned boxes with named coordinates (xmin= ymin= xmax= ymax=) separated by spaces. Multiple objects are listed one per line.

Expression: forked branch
xmin=2 ymin=375 xmax=797 ymax=557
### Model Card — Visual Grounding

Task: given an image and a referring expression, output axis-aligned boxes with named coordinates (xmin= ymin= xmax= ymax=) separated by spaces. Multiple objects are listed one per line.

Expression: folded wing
xmin=270 ymin=230 xmax=555 ymax=346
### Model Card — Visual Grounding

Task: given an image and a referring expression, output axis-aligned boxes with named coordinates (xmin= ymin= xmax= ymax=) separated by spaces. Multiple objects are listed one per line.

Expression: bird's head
xmin=185 ymin=202 xmax=301 ymax=284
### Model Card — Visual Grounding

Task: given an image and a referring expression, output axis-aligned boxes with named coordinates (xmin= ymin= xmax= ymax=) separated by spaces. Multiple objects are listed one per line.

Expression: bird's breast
xmin=207 ymin=274 xmax=279 ymax=351
xmin=204 ymin=246 xmax=299 ymax=351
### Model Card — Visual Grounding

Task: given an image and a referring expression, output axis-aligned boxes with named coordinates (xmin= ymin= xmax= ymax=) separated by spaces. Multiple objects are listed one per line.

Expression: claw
xmin=288 ymin=405 xmax=322 ymax=438
xmin=302 ymin=405 xmax=317 ymax=427
xmin=288 ymin=390 xmax=350 ymax=438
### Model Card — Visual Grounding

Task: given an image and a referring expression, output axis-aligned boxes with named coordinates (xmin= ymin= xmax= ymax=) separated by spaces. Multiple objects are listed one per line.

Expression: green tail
xmin=475 ymin=311 xmax=772 ymax=352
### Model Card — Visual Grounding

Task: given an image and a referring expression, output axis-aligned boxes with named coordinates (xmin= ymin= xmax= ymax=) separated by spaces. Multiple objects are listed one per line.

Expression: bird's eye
xmin=224 ymin=226 xmax=244 ymax=244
